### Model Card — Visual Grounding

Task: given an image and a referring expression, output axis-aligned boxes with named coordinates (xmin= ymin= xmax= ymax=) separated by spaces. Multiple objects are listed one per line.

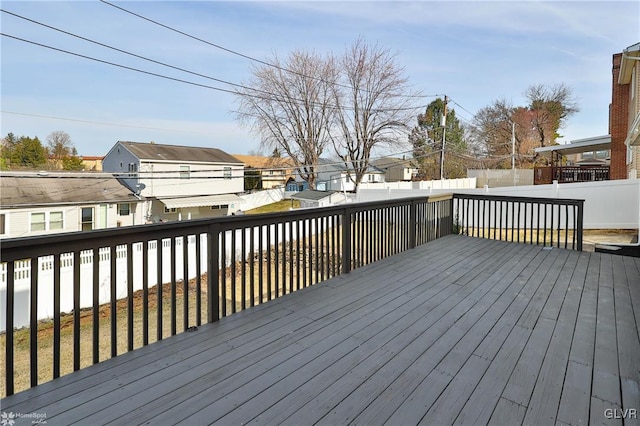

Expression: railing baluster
xmin=273 ymin=224 xmax=279 ymax=296
xmin=93 ymin=248 xmax=100 ymax=363
xmin=29 ymin=258 xmax=38 ymax=388
xmin=289 ymin=220 xmax=294 ymax=292
xmin=266 ymin=225 xmax=272 ymax=301
xmin=241 ymin=229 xmax=246 ymax=310
xmin=170 ymin=238 xmax=177 ymax=335
xmin=195 ymin=233 xmax=201 ymax=326
xmin=183 ymin=236 xmax=189 ymax=331
xmin=259 ymin=225 xmax=264 ymax=300
xmin=143 ymin=242 xmax=149 ymax=345
xmin=231 ymin=229 xmax=237 ymax=312
xmin=250 ymin=226 xmax=256 ymax=306
xmin=127 ymin=243 xmax=134 ymax=351
xmin=53 ymin=255 xmax=61 ymax=377
xmin=73 ymin=251 xmax=81 ymax=371
xmin=222 ymin=230 xmax=228 ymax=316
xmin=6 ymin=261 xmax=15 ymax=396
xmin=208 ymin=225 xmax=220 ymax=323
xmin=156 ymin=239 xmax=163 ymax=341
xmin=109 ymin=246 xmax=117 ymax=358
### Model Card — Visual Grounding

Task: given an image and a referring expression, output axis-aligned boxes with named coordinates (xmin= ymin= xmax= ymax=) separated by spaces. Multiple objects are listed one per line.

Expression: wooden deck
xmin=2 ymin=235 xmax=639 ymax=425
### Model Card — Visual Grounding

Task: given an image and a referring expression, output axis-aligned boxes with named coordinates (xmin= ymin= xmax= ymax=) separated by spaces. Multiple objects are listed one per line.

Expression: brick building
xmin=610 ymin=42 xmax=640 ymax=179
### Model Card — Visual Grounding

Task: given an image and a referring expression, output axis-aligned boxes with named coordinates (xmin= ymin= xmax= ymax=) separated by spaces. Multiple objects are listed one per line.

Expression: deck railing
xmin=1 ymin=194 xmax=453 ymax=396
xmin=452 ymin=194 xmax=584 ymax=251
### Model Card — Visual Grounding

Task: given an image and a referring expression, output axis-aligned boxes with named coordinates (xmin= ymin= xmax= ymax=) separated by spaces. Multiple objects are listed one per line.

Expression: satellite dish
xmin=136 ymin=183 xmax=146 ymax=190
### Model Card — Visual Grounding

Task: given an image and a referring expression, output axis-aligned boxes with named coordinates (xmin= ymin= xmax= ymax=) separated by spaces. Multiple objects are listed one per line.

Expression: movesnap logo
xmin=604 ymin=408 xmax=637 ymax=419
xmin=1 ymin=411 xmax=47 ymax=425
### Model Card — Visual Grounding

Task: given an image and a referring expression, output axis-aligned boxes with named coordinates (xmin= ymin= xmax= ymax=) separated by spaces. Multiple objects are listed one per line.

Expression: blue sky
xmin=1 ymin=1 xmax=638 ymax=157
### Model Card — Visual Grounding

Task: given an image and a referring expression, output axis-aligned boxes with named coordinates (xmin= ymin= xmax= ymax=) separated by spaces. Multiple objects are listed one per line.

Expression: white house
xmin=0 ymin=172 xmax=145 ymax=238
xmin=103 ymin=141 xmax=245 ymax=222
xmin=316 ymin=159 xmax=386 ymax=192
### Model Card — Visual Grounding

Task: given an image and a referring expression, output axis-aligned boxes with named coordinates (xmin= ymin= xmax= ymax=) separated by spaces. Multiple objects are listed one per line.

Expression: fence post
xmin=342 ymin=207 xmax=352 ymax=275
xmin=208 ymin=223 xmax=220 ymax=323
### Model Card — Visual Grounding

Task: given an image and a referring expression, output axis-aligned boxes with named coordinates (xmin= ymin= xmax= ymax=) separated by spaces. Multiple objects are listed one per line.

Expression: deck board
xmin=2 ymin=235 xmax=639 ymax=426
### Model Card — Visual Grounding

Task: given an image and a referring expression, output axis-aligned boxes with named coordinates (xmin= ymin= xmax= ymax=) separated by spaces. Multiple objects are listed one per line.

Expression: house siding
xmin=0 ymin=203 xmax=144 ymax=238
xmin=137 ymin=161 xmax=243 ymax=198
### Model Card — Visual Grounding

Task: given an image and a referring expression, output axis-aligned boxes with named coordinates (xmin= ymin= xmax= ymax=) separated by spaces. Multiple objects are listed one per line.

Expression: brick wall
xmin=610 ymin=53 xmax=630 ymax=179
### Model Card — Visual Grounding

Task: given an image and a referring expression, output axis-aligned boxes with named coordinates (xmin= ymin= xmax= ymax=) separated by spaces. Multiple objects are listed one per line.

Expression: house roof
xmin=232 ymin=154 xmax=294 ymax=169
xmin=0 ymin=172 xmax=140 ymax=208
xmin=619 ymin=41 xmax=640 ymax=84
xmin=534 ymin=135 xmax=611 ymax=157
xmin=317 ymin=158 xmax=385 ymax=175
xmin=118 ymin=141 xmax=242 ymax=164
xmin=372 ymin=157 xmax=417 ymax=170
xmin=289 ymin=190 xmax=336 ymax=202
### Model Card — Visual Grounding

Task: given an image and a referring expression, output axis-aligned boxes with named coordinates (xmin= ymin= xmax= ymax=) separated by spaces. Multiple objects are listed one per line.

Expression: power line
xmin=1 ymin=33 xmax=243 ymax=96
xmin=98 ymin=0 xmax=442 ymax=101
xmin=0 ymin=9 xmax=291 ymax=103
xmin=1 ymin=111 xmax=205 ymax=134
xmin=0 ymin=31 xmax=426 ymax=114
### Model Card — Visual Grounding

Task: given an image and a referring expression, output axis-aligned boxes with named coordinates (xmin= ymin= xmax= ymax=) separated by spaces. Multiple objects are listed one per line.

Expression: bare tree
xmin=525 ymin=83 xmax=579 ymax=148
xmin=46 ymin=130 xmax=74 ymax=161
xmin=331 ymin=38 xmax=417 ymax=190
xmin=235 ymin=51 xmax=338 ymax=189
xmin=470 ymin=99 xmax=539 ymax=168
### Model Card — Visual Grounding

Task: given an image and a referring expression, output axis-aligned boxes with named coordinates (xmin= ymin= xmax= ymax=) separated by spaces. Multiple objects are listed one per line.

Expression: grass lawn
xmin=245 ymin=199 xmax=300 ymax=214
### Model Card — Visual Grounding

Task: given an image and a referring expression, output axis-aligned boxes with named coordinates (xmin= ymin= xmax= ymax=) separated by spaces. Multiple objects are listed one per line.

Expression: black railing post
xmin=342 ymin=207 xmax=351 ymax=275
xmin=208 ymin=224 xmax=220 ymax=323
xmin=576 ymin=200 xmax=584 ymax=251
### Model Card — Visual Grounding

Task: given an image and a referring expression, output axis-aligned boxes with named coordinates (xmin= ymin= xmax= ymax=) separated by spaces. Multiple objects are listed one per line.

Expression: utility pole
xmin=511 ymin=121 xmax=515 ymax=171
xmin=440 ymin=95 xmax=448 ymax=180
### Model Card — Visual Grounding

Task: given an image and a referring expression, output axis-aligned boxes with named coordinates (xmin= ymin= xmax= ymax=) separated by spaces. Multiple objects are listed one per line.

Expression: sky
xmin=1 ymin=1 xmax=639 ymax=158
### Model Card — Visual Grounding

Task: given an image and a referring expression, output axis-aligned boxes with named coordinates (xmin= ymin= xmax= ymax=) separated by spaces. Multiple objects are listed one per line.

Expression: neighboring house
xmin=285 ymin=175 xmax=309 ymax=192
xmin=289 ymin=190 xmax=348 ymax=209
xmin=0 ymin=172 xmax=144 ymax=238
xmin=80 ymin=156 xmax=104 ymax=171
xmin=534 ymin=135 xmax=612 ymax=183
xmin=233 ymin=154 xmax=294 ymax=189
xmin=103 ymin=141 xmax=245 ymax=222
xmin=372 ymin=157 xmax=418 ymax=182
xmin=611 ymin=41 xmax=640 ymax=179
xmin=316 ymin=159 xmax=386 ymax=192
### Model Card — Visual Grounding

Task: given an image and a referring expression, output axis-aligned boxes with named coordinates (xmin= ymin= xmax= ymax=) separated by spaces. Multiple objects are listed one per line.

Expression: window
xmin=211 ymin=204 xmax=229 ymax=210
xmin=0 ymin=213 xmax=5 ymax=235
xmin=164 ymin=206 xmax=177 ymax=214
xmin=180 ymin=165 xmax=190 ymax=180
xmin=30 ymin=211 xmax=64 ymax=232
xmin=49 ymin=211 xmax=64 ymax=230
xmin=81 ymin=207 xmax=94 ymax=231
xmin=128 ymin=163 xmax=138 ymax=173
xmin=224 ymin=167 xmax=232 ymax=179
xmin=31 ymin=212 xmax=46 ymax=231
xmin=118 ymin=203 xmax=130 ymax=216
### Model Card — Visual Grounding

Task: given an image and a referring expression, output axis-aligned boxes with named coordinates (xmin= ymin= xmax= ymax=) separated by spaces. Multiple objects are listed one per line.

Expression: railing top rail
xmin=452 ymin=193 xmax=585 ymax=206
xmin=0 ymin=194 xmax=454 ymax=261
